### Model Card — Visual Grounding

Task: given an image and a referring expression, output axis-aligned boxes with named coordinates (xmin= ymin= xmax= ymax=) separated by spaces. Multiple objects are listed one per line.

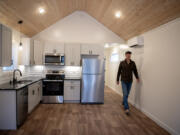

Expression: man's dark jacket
xmin=117 ymin=59 xmax=139 ymax=82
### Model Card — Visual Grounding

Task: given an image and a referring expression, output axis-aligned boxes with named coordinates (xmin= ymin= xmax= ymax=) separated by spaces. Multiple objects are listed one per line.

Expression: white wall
xmin=30 ymin=11 xmax=124 ymax=64
xmin=32 ymin=11 xmax=124 ymax=44
xmin=105 ymin=18 xmax=180 ymax=135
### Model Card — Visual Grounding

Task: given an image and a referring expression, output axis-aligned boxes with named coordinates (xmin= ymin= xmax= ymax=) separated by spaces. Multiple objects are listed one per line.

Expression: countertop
xmin=0 ymin=76 xmax=81 ymax=90
xmin=0 ymin=76 xmax=42 ymax=90
xmin=64 ymin=77 xmax=81 ymax=80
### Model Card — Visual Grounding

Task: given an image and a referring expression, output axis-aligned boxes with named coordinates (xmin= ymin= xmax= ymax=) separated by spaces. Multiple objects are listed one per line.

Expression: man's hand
xmin=136 ymin=79 xmax=140 ymax=83
xmin=117 ymin=81 xmax=119 ymax=85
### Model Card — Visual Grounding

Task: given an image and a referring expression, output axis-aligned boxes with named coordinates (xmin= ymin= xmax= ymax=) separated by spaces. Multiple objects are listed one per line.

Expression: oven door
xmin=43 ymin=80 xmax=64 ymax=96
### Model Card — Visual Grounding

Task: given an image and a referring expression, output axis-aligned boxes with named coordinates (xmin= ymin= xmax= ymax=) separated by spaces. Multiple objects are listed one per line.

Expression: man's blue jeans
xmin=121 ymin=81 xmax=132 ymax=110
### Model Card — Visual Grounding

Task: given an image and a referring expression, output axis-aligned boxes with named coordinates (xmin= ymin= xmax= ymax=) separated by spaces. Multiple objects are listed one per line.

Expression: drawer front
xmin=64 ymin=80 xmax=80 ymax=86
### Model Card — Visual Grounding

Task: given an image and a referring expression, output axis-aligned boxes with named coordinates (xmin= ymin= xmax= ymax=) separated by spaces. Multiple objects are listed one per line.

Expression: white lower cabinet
xmin=28 ymin=81 xmax=42 ymax=113
xmin=64 ymin=80 xmax=80 ymax=103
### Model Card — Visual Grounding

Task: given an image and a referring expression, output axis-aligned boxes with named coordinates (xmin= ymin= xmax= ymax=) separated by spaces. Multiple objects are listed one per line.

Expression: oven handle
xmin=43 ymin=80 xmax=63 ymax=82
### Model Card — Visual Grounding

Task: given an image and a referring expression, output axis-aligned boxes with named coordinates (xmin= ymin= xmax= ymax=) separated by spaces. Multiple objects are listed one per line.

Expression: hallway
xmin=0 ymin=87 xmax=169 ymax=135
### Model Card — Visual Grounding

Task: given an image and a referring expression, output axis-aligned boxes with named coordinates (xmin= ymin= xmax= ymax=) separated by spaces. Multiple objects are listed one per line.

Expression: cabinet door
xmin=81 ymin=44 xmax=104 ymax=59
xmin=44 ymin=41 xmax=64 ymax=54
xmin=65 ymin=43 xmax=80 ymax=66
xmin=34 ymin=84 xmax=39 ymax=106
xmin=38 ymin=81 xmax=42 ymax=102
xmin=91 ymin=44 xmax=104 ymax=59
xmin=32 ymin=81 xmax=42 ymax=107
xmin=64 ymin=80 xmax=80 ymax=101
xmin=34 ymin=40 xmax=44 ymax=65
xmin=28 ymin=82 xmax=41 ymax=113
xmin=81 ymin=44 xmax=91 ymax=55
xmin=20 ymin=38 xmax=30 ymax=65
xmin=28 ymin=85 xmax=36 ymax=113
xmin=1 ymin=25 xmax=12 ymax=66
xmin=64 ymin=86 xmax=73 ymax=100
xmin=73 ymin=86 xmax=80 ymax=100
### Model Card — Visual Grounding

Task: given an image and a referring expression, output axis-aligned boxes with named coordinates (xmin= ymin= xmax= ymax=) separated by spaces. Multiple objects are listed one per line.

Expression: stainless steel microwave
xmin=44 ymin=53 xmax=65 ymax=65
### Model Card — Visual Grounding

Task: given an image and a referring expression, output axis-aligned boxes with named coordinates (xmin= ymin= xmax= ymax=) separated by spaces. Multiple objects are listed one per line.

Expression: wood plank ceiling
xmin=0 ymin=0 xmax=180 ymax=40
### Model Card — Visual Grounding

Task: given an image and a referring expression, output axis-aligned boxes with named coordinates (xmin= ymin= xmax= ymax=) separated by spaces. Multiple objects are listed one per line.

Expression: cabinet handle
xmin=32 ymin=90 xmax=35 ymax=95
xmin=38 ymin=88 xmax=39 ymax=95
xmin=11 ymin=60 xmax=13 ymax=65
xmin=71 ymin=62 xmax=74 ymax=66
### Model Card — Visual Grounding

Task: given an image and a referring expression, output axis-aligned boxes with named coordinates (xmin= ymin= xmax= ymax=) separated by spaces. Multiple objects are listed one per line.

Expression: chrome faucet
xmin=13 ymin=69 xmax=22 ymax=83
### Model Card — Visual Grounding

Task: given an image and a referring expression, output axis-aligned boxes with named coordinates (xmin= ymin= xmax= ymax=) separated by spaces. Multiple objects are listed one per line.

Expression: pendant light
xmin=18 ymin=20 xmax=23 ymax=50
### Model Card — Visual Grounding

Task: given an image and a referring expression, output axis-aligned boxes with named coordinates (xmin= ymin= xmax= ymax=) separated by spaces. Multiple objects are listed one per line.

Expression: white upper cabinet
xmin=19 ymin=38 xmax=30 ymax=65
xmin=81 ymin=44 xmax=104 ymax=59
xmin=34 ymin=40 xmax=44 ymax=65
xmin=44 ymin=41 xmax=64 ymax=54
xmin=0 ymin=24 xmax=12 ymax=66
xmin=65 ymin=43 xmax=80 ymax=66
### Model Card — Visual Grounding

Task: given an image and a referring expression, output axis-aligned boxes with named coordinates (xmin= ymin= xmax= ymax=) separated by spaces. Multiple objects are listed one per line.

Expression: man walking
xmin=117 ymin=51 xmax=139 ymax=115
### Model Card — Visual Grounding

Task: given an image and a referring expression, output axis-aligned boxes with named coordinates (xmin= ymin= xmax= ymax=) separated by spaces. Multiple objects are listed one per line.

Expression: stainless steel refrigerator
xmin=81 ymin=58 xmax=105 ymax=103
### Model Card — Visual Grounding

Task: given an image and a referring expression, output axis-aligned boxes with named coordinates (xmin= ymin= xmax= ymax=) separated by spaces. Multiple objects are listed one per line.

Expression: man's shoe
xmin=125 ymin=109 xmax=130 ymax=116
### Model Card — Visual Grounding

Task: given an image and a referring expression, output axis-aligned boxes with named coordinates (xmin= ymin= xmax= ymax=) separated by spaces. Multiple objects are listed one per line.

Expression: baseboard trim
xmin=106 ymin=85 xmax=179 ymax=135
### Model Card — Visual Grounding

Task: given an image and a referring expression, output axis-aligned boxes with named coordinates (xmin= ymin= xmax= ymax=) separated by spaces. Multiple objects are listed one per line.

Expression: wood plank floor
xmin=0 ymin=87 xmax=170 ymax=135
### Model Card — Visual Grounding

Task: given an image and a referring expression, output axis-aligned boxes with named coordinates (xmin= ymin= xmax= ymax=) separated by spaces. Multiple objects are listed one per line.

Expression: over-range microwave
xmin=44 ymin=53 xmax=65 ymax=66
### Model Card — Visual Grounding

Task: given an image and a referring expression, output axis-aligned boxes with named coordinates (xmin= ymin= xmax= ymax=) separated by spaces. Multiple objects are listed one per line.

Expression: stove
xmin=42 ymin=70 xmax=65 ymax=103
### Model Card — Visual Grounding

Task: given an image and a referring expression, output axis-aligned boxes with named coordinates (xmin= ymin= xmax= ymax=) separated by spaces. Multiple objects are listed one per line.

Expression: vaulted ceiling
xmin=0 ymin=0 xmax=180 ymax=40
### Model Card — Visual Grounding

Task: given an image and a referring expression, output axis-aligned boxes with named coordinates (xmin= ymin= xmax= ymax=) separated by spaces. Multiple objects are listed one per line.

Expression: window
xmin=3 ymin=65 xmax=14 ymax=71
xmin=110 ymin=53 xmax=119 ymax=62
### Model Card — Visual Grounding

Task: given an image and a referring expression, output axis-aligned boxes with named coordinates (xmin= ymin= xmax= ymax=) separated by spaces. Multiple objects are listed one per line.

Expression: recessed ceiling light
xmin=39 ymin=7 xmax=45 ymax=14
xmin=115 ymin=11 xmax=121 ymax=18
xmin=104 ymin=43 xmax=109 ymax=48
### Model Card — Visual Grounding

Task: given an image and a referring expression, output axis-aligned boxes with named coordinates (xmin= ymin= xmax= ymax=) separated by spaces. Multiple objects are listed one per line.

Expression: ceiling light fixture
xmin=104 ymin=43 xmax=109 ymax=48
xmin=115 ymin=11 xmax=121 ymax=18
xmin=39 ymin=7 xmax=45 ymax=14
xmin=18 ymin=20 xmax=23 ymax=50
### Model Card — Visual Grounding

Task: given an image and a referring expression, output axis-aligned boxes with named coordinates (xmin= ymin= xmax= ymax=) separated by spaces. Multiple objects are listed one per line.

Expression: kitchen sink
xmin=16 ymin=80 xmax=33 ymax=84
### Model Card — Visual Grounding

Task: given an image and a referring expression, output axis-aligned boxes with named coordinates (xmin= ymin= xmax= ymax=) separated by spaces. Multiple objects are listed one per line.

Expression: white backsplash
xmin=0 ymin=67 xmax=14 ymax=84
xmin=0 ymin=66 xmax=81 ymax=84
